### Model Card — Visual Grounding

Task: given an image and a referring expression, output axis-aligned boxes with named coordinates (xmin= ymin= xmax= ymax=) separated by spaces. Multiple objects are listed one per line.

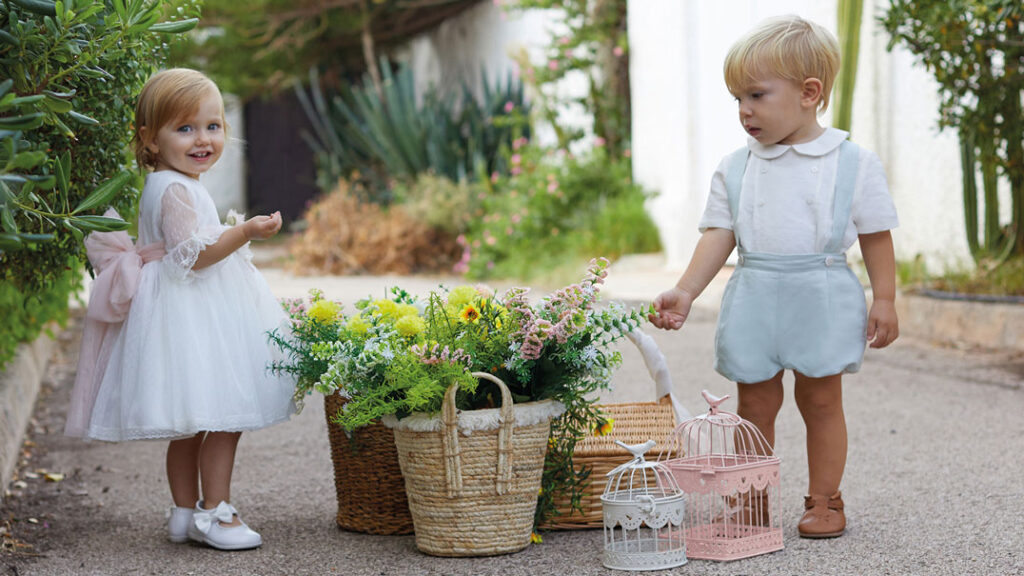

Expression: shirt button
xmin=760 ymin=166 xmax=768 ymax=174
xmin=805 ymin=197 xmax=814 ymax=205
xmin=758 ymin=200 xmax=766 ymax=207
xmin=825 ymin=256 xmax=834 ymax=266
xmin=811 ymin=166 xmax=819 ymax=173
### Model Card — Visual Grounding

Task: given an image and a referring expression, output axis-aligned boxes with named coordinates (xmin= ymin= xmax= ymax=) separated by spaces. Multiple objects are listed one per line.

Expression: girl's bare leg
xmin=167 ymin=433 xmax=204 ymax=507
xmin=736 ymin=371 xmax=785 ymax=449
xmin=199 ymin=431 xmax=243 ymax=527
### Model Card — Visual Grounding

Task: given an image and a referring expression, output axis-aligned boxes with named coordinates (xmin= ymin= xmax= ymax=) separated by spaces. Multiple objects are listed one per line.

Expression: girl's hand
xmin=649 ymin=287 xmax=694 ymax=331
xmin=242 ymin=211 xmax=282 ymax=241
xmin=867 ymin=299 xmax=899 ymax=348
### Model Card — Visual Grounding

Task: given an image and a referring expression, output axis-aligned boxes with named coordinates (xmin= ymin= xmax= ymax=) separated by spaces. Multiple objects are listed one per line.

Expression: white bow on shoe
xmin=189 ymin=501 xmax=262 ymax=551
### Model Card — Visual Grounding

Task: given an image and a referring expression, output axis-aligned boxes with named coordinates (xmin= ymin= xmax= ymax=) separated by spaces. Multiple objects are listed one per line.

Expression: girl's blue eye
xmin=207 ymin=123 xmax=221 ymax=131
xmin=752 ymin=92 xmax=764 ymax=99
xmin=177 ymin=125 xmax=192 ymax=133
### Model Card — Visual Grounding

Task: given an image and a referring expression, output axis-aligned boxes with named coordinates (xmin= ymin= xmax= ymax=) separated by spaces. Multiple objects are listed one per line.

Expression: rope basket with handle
xmin=384 ymin=372 xmax=565 ymax=557
xmin=542 ymin=329 xmax=689 ymax=530
xmin=323 ymin=393 xmax=413 ymax=535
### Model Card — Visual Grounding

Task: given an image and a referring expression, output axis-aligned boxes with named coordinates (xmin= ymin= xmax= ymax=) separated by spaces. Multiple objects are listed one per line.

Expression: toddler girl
xmin=650 ymin=16 xmax=899 ymax=538
xmin=65 ymin=68 xmax=296 ymax=550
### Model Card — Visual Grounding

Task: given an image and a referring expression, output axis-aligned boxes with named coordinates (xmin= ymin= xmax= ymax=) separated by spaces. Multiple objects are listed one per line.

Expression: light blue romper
xmin=714 ymin=141 xmax=867 ymax=384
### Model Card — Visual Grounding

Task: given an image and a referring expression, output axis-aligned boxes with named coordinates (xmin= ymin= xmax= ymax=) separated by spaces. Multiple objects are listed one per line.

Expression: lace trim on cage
xmin=604 ymin=504 xmax=685 ymax=530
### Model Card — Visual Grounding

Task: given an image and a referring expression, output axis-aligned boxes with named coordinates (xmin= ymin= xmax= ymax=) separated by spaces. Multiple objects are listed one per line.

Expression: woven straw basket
xmin=543 ymin=329 xmax=687 ymax=530
xmin=384 ymin=372 xmax=565 ymax=557
xmin=323 ymin=393 xmax=414 ymax=535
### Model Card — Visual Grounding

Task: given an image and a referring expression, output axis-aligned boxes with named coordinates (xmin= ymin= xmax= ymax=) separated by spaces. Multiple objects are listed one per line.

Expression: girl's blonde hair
xmin=132 ymin=68 xmax=225 ymax=170
xmin=724 ymin=15 xmax=840 ymax=112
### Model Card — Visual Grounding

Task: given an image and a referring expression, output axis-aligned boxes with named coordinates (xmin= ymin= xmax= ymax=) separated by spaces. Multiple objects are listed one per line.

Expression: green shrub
xmin=459 ymin=143 xmax=660 ymax=280
xmin=0 ymin=0 xmax=198 ymax=369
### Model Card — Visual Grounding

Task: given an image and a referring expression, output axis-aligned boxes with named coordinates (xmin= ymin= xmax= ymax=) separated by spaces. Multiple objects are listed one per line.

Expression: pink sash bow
xmin=65 ymin=209 xmax=166 ymax=438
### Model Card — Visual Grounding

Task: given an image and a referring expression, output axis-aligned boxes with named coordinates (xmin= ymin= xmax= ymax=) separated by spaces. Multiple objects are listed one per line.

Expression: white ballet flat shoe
xmin=167 ymin=506 xmax=195 ymax=543
xmin=187 ymin=501 xmax=262 ymax=551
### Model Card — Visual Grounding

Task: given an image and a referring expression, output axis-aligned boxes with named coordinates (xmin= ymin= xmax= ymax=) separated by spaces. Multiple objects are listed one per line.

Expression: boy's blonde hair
xmin=132 ymin=68 xmax=225 ymax=170
xmin=724 ymin=15 xmax=840 ymax=112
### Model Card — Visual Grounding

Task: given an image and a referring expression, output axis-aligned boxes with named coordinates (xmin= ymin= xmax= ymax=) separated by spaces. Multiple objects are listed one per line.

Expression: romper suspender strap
xmin=723 ymin=140 xmax=861 ymax=253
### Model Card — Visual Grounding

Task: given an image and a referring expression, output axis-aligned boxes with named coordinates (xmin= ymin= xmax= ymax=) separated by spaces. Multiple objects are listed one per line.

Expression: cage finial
xmin=701 ymin=389 xmax=730 ymax=415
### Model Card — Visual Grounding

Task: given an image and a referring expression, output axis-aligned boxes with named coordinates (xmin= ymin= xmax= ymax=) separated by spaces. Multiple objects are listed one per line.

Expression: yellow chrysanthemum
xmin=394 ymin=314 xmax=425 ymax=337
xmin=448 ymin=285 xmax=478 ymax=309
xmin=397 ymin=303 xmax=419 ymax=318
xmin=346 ymin=315 xmax=370 ymax=335
xmin=459 ymin=303 xmax=481 ymax=324
xmin=530 ymin=532 xmax=543 ymax=544
xmin=594 ymin=418 xmax=615 ymax=437
xmin=372 ymin=299 xmax=398 ymax=318
xmin=307 ymin=299 xmax=341 ymax=325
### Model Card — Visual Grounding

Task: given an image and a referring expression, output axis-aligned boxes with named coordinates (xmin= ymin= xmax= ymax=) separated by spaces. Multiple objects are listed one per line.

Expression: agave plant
xmin=296 ymin=59 xmax=530 ymax=202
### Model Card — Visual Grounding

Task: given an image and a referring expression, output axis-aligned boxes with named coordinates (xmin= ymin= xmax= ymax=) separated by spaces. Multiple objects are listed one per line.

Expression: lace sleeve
xmin=160 ymin=183 xmax=224 ymax=282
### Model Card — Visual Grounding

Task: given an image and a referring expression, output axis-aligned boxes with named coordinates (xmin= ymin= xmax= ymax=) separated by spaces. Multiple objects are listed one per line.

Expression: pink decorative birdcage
xmin=660 ymin=390 xmax=783 ymax=561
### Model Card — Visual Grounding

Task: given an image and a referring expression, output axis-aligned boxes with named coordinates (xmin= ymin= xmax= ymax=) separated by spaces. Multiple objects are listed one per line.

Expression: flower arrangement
xmin=269 ymin=258 xmax=651 ymax=528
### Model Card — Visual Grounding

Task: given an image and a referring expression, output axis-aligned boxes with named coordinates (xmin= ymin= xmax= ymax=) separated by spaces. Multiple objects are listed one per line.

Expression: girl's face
xmin=734 ymin=76 xmax=821 ymax=146
xmin=149 ymin=92 xmax=224 ymax=179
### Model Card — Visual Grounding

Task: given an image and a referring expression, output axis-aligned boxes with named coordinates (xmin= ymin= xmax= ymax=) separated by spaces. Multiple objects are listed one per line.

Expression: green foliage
xmin=459 ymin=144 xmax=660 ymax=280
xmin=0 ymin=257 xmax=77 ymax=367
xmin=881 ymin=1 xmax=1024 ymax=263
xmin=296 ymin=61 xmax=531 ymax=202
xmin=833 ymin=0 xmax=863 ymax=132
xmin=0 ymin=0 xmax=198 ymax=368
xmin=505 ymin=0 xmax=630 ymax=157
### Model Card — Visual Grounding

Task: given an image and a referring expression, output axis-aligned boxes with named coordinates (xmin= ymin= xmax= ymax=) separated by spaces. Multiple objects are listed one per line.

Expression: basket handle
xmin=626 ymin=329 xmax=691 ymax=422
xmin=439 ymin=372 xmax=515 ymax=498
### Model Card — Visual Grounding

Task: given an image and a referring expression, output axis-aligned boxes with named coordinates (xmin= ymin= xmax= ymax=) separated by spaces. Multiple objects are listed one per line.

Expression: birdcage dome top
xmin=602 ymin=440 xmax=682 ymax=503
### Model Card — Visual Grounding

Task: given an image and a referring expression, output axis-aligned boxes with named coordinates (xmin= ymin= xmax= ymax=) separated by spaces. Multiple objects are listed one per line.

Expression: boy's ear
xmin=800 ymin=78 xmax=824 ymax=108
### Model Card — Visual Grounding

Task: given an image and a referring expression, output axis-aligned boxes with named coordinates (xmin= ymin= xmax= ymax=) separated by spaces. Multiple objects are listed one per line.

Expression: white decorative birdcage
xmin=601 ymin=439 xmax=687 ymax=571
xmin=660 ymin=390 xmax=783 ymax=561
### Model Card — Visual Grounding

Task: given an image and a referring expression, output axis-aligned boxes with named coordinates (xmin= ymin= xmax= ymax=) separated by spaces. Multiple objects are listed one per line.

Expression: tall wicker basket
xmin=323 ymin=393 xmax=414 ymax=535
xmin=543 ymin=329 xmax=687 ymax=530
xmin=384 ymin=372 xmax=565 ymax=557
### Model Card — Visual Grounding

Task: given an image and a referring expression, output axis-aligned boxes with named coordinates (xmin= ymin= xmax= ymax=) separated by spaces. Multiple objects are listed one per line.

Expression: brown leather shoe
xmin=798 ymin=491 xmax=845 ymax=538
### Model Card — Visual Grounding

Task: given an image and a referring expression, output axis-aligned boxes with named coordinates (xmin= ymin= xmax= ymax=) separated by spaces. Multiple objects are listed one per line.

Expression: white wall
xmin=629 ymin=0 xmax=973 ymax=272
xmin=402 ymin=1 xmax=593 ymax=149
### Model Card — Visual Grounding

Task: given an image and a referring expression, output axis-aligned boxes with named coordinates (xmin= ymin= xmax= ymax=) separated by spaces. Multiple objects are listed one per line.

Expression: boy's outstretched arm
xmin=859 ymin=230 xmax=899 ymax=348
xmin=650 ymin=228 xmax=736 ymax=330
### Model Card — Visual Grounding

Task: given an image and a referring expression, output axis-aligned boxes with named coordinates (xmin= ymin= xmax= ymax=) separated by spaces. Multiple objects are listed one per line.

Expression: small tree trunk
xmin=361 ymin=0 xmax=384 ymax=103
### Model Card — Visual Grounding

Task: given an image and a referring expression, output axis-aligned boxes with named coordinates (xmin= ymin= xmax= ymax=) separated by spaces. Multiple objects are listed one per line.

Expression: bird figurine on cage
xmin=660 ymin=390 xmax=783 ymax=561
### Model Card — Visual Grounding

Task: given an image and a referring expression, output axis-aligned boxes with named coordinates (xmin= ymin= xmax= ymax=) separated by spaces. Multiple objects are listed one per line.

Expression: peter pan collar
xmin=747 ymin=127 xmax=850 ymax=159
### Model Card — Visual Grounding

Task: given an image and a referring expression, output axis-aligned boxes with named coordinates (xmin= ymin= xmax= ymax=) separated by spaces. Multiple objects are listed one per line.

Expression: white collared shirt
xmin=699 ymin=127 xmax=899 ymax=254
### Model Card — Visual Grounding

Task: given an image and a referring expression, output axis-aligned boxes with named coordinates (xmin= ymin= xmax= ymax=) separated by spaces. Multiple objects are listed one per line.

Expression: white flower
xmin=225 ymin=209 xmax=246 ymax=227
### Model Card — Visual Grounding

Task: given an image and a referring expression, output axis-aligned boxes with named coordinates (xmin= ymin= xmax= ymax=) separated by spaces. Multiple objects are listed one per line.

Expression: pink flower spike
xmin=559 ymin=36 xmax=570 ymax=45
xmin=491 ymin=171 xmax=499 ymax=183
xmin=613 ymin=46 xmax=624 ymax=57
xmin=623 ymin=148 xmax=632 ymax=158
xmin=511 ymin=154 xmax=522 ymax=165
xmin=548 ymin=59 xmax=559 ymax=70
xmin=504 ymin=101 xmax=515 ymax=113
xmin=456 ymin=234 xmax=467 ymax=246
xmin=511 ymin=166 xmax=522 ymax=175
xmin=595 ymin=137 xmax=606 ymax=147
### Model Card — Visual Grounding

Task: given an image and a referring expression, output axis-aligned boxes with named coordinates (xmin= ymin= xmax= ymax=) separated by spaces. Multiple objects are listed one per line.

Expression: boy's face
xmin=149 ymin=91 xmax=225 ymax=179
xmin=734 ymin=76 xmax=820 ymax=146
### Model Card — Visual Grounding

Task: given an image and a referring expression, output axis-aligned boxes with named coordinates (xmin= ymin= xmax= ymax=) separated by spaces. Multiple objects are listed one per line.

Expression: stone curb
xmin=897 ymin=291 xmax=1024 ymax=351
xmin=0 ymin=330 xmax=57 ymax=502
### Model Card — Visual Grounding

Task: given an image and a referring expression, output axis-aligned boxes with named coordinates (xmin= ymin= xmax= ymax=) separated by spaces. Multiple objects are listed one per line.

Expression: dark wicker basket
xmin=323 ymin=393 xmax=414 ymax=535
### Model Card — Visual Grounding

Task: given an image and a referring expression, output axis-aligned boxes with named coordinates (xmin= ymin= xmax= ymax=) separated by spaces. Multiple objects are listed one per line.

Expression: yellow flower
xmin=372 ymin=299 xmax=398 ymax=318
xmin=459 ymin=303 xmax=481 ymax=324
xmin=594 ymin=418 xmax=615 ymax=437
xmin=394 ymin=314 xmax=425 ymax=337
xmin=346 ymin=315 xmax=370 ymax=335
xmin=530 ymin=532 xmax=543 ymax=544
xmin=397 ymin=303 xmax=419 ymax=318
xmin=448 ymin=285 xmax=478 ymax=309
xmin=307 ymin=299 xmax=341 ymax=325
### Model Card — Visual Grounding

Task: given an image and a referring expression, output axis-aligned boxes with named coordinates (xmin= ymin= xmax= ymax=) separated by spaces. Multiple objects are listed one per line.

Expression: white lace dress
xmin=84 ymin=170 xmax=296 ymax=441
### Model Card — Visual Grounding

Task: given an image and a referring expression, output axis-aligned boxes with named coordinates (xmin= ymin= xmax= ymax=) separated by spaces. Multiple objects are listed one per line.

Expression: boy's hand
xmin=649 ymin=287 xmax=694 ymax=331
xmin=242 ymin=211 xmax=282 ymax=241
xmin=867 ymin=299 xmax=899 ymax=348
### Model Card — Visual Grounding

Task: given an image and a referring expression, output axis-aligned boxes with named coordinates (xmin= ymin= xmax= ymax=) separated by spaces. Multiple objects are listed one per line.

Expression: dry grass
xmin=288 ymin=180 xmax=461 ymax=276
